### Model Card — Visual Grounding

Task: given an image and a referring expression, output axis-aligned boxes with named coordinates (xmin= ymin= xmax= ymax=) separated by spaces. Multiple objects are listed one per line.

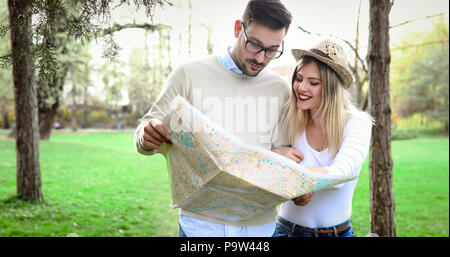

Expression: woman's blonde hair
xmin=283 ymin=56 xmax=372 ymax=159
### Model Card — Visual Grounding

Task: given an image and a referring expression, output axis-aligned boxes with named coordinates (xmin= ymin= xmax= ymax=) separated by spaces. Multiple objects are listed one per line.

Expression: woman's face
xmin=292 ymin=61 xmax=323 ymax=115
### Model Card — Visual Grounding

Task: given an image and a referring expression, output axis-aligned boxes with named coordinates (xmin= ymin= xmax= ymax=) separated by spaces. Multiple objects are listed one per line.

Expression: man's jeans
xmin=179 ymin=224 xmax=278 ymax=237
xmin=275 ymin=216 xmax=354 ymax=237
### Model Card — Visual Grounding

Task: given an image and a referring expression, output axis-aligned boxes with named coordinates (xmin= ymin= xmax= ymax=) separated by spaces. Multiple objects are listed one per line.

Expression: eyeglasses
xmin=241 ymin=23 xmax=284 ymax=59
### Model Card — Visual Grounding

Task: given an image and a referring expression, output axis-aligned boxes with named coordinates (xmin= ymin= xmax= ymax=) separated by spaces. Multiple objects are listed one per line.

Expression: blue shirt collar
xmin=217 ymin=46 xmax=243 ymax=74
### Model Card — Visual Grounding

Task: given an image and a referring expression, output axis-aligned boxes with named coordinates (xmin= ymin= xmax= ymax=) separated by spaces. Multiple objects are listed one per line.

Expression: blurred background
xmin=0 ymin=0 xmax=448 ymax=137
xmin=0 ymin=0 xmax=448 ymax=237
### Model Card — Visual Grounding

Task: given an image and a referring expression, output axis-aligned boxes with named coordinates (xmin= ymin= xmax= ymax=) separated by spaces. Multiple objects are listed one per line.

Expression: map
xmin=159 ymin=96 xmax=356 ymax=222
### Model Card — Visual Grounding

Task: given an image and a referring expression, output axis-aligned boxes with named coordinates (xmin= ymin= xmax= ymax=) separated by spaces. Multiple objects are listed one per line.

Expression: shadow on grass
xmin=0 ymin=195 xmax=48 ymax=208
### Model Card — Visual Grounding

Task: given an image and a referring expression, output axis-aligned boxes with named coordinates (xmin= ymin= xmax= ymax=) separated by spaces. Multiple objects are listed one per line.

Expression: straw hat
xmin=291 ymin=39 xmax=353 ymax=88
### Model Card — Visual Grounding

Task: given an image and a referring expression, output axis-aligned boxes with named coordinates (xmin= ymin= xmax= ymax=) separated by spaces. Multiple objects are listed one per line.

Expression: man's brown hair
xmin=242 ymin=0 xmax=292 ymax=32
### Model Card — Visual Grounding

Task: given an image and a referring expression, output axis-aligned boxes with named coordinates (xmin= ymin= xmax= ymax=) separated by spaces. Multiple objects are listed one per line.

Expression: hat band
xmin=310 ymin=48 xmax=333 ymax=60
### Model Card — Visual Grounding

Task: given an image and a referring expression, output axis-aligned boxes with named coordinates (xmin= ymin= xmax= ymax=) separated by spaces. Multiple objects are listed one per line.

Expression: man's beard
xmin=243 ymin=58 xmax=265 ymax=77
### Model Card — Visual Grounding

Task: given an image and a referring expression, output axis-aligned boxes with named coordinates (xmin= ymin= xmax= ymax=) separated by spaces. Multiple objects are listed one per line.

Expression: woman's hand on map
xmin=271 ymin=147 xmax=304 ymax=163
xmin=292 ymin=192 xmax=315 ymax=206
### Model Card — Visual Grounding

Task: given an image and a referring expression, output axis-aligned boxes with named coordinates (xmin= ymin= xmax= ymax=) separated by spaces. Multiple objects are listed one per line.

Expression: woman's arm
xmin=322 ymin=114 xmax=373 ymax=177
xmin=272 ymin=114 xmax=373 ymax=191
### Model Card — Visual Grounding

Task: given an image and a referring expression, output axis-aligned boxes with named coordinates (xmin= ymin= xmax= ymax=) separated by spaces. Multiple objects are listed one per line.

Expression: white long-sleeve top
xmin=278 ymin=112 xmax=373 ymax=228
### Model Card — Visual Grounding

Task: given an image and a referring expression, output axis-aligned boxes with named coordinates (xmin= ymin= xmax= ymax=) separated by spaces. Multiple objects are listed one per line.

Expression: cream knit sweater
xmin=134 ymin=56 xmax=290 ymax=226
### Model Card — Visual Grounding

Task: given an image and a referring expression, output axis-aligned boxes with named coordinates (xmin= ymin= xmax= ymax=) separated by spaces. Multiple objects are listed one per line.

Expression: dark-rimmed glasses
xmin=241 ymin=23 xmax=284 ymax=59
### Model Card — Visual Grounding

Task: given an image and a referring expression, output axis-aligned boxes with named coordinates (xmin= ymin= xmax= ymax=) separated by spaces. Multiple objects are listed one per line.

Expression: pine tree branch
xmin=391 ymin=39 xmax=449 ymax=51
xmin=101 ymin=22 xmax=171 ymax=35
xmin=390 ymin=13 xmax=444 ymax=29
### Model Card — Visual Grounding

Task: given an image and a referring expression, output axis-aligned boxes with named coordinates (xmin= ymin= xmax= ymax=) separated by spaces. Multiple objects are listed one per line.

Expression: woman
xmin=273 ymin=39 xmax=373 ymax=237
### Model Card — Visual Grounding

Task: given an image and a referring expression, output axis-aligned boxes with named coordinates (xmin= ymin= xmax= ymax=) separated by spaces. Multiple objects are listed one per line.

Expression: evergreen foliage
xmin=1 ymin=0 xmax=171 ymax=88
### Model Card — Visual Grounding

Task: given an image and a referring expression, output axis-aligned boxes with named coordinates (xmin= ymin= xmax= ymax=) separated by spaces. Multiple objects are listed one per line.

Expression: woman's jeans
xmin=276 ymin=216 xmax=354 ymax=237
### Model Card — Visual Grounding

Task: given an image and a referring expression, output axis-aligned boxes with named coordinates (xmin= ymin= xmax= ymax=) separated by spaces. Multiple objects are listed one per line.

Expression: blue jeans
xmin=179 ymin=224 xmax=187 ymax=237
xmin=179 ymin=224 xmax=278 ymax=237
xmin=276 ymin=216 xmax=354 ymax=237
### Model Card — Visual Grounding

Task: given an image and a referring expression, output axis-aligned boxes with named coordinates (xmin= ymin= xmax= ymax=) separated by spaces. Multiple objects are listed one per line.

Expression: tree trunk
xmin=82 ymin=82 xmax=88 ymax=128
xmin=71 ymin=84 xmax=78 ymax=132
xmin=367 ymin=0 xmax=395 ymax=236
xmin=39 ymin=103 xmax=58 ymax=140
xmin=8 ymin=0 xmax=43 ymax=201
xmin=71 ymin=105 xmax=78 ymax=132
xmin=354 ymin=0 xmax=363 ymax=109
xmin=38 ymin=69 xmax=66 ymax=140
xmin=38 ymin=68 xmax=66 ymax=139
xmin=37 ymin=13 xmax=68 ymax=140
xmin=2 ymin=108 xmax=10 ymax=129
xmin=82 ymin=100 xmax=87 ymax=128
xmin=38 ymin=61 xmax=68 ymax=140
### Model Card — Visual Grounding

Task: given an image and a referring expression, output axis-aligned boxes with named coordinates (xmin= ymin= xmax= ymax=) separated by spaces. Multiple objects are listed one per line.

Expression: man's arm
xmin=134 ymin=64 xmax=188 ymax=156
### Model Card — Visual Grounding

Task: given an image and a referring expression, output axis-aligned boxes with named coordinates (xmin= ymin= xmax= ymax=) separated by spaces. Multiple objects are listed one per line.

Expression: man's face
xmin=231 ymin=21 xmax=286 ymax=77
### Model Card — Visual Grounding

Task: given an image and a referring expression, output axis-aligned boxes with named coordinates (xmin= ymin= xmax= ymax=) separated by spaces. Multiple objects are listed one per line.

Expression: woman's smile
xmin=297 ymin=93 xmax=312 ymax=101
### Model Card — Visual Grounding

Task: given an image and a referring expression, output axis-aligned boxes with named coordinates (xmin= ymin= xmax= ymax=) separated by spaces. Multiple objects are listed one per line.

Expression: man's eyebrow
xmin=248 ymin=36 xmax=281 ymax=48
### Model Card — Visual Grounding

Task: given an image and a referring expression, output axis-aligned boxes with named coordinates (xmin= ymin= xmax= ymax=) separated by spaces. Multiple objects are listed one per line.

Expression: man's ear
xmin=234 ymin=20 xmax=242 ymax=38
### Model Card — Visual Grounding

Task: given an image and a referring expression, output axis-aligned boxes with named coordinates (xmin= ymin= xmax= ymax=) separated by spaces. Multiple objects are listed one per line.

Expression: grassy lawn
xmin=0 ymin=131 xmax=448 ymax=237
xmin=352 ymin=136 xmax=449 ymax=236
xmin=0 ymin=131 xmax=178 ymax=237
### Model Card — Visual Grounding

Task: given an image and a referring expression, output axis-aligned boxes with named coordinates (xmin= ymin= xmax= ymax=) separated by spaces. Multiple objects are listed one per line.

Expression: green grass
xmin=352 ymin=136 xmax=449 ymax=237
xmin=0 ymin=132 xmax=178 ymax=237
xmin=0 ymin=131 xmax=448 ymax=237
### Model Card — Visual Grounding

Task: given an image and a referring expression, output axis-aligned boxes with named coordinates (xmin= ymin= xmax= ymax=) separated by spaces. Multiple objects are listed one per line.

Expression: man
xmin=135 ymin=0 xmax=292 ymax=237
